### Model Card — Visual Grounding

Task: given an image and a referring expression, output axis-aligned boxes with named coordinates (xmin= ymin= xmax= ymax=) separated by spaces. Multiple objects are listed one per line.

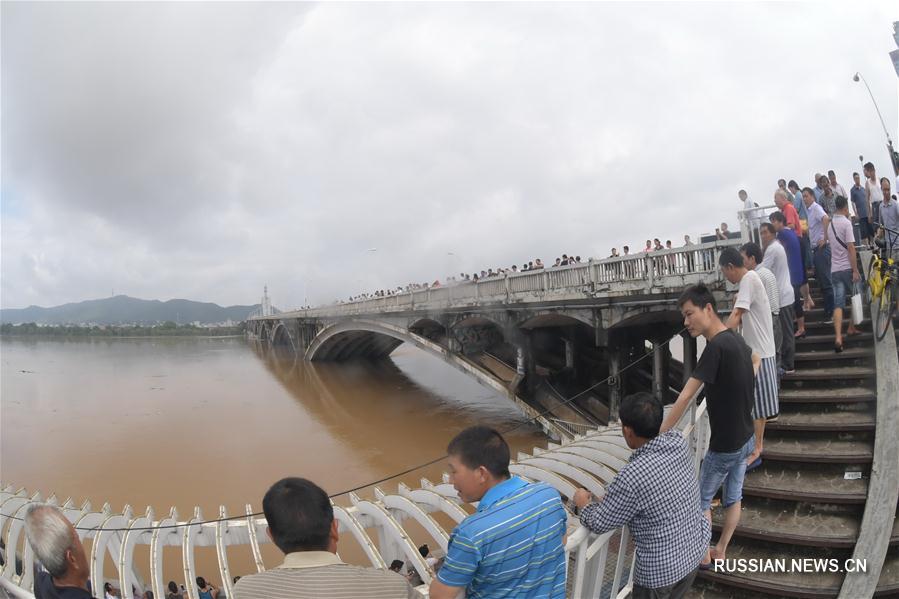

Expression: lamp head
xmin=853 ymin=72 xmax=860 ymax=82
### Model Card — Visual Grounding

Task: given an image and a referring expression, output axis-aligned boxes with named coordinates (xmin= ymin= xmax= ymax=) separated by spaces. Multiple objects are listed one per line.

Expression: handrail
xmin=838 ymin=250 xmax=899 ymax=598
xmin=252 ymin=238 xmax=743 ymax=320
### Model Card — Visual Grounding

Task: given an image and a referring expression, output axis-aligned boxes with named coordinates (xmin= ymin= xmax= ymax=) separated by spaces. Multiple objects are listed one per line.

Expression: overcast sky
xmin=2 ymin=2 xmax=897 ymax=310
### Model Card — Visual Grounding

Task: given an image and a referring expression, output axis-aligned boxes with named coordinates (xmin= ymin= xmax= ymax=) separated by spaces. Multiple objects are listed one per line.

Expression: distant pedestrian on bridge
xmin=233 ymin=477 xmax=415 ymax=599
xmin=574 ymin=392 xmax=709 ymax=599
xmin=661 ymin=284 xmax=757 ymax=570
xmin=720 ymin=247 xmax=778 ymax=470
xmin=429 ymin=426 xmax=567 ymax=599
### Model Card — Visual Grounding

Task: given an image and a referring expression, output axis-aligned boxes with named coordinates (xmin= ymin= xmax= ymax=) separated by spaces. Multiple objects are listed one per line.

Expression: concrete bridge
xmin=248 ymin=238 xmax=742 ymax=439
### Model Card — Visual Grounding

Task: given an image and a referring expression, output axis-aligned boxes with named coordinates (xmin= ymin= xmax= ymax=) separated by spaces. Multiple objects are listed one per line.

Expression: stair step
xmin=697 ymin=539 xmax=844 ymax=598
xmin=743 ymin=463 xmax=868 ymax=504
xmin=762 ymin=435 xmax=874 ymax=464
xmin=767 ymin=409 xmax=875 ymax=432
xmin=778 ymin=387 xmax=875 ymax=404
xmin=781 ymin=367 xmax=875 ymax=382
xmin=712 ymin=499 xmax=860 ymax=548
xmin=795 ymin=332 xmax=874 ymax=350
xmin=794 ymin=348 xmax=873 ymax=362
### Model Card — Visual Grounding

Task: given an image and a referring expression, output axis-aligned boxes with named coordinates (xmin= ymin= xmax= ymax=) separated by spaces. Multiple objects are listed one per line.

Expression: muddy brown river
xmin=1 ymin=336 xmax=546 ymax=587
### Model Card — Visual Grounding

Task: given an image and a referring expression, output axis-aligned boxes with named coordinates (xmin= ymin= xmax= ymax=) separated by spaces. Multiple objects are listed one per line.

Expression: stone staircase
xmin=691 ymin=284 xmax=899 ymax=598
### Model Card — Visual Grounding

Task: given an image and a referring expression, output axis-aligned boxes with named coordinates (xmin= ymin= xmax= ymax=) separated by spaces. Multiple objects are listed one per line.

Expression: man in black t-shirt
xmin=661 ymin=284 xmax=758 ymax=570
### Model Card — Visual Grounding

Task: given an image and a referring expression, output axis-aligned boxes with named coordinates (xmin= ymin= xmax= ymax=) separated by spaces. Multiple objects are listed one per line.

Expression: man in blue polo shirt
xmin=429 ymin=426 xmax=567 ymax=599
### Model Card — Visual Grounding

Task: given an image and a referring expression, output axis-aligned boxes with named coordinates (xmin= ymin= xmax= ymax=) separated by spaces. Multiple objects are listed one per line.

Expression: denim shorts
xmin=699 ymin=435 xmax=755 ymax=510
xmin=832 ymin=269 xmax=853 ymax=309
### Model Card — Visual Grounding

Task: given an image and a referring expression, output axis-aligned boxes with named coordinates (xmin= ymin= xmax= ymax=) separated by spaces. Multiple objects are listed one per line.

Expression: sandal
xmin=834 ymin=342 xmax=844 ymax=354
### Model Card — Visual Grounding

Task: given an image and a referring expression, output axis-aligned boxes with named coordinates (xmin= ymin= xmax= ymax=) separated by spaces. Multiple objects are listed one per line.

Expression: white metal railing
xmin=2 ymin=398 xmax=708 ymax=599
xmin=258 ymin=238 xmax=742 ymax=321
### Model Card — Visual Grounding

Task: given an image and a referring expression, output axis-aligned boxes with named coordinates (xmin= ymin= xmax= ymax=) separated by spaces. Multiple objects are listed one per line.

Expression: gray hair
xmin=774 ymin=189 xmax=789 ymax=203
xmin=24 ymin=504 xmax=74 ymax=578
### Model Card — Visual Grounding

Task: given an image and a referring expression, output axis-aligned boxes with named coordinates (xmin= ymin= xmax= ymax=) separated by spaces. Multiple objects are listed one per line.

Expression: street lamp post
xmin=853 ymin=72 xmax=899 ymax=176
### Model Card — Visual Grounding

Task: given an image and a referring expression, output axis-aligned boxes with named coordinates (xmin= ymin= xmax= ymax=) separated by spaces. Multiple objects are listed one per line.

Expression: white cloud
xmin=2 ymin=1 xmax=896 ymax=309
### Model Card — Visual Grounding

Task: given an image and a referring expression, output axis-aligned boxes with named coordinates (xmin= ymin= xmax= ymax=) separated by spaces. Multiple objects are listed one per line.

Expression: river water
xmin=0 ymin=336 xmax=545 ymax=586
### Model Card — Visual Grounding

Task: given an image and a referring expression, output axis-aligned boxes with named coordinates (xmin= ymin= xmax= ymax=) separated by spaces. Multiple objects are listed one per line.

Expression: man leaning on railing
xmin=573 ymin=392 xmax=710 ymax=599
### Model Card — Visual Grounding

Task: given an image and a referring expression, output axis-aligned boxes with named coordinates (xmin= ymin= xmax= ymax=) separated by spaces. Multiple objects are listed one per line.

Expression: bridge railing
xmin=263 ymin=238 xmax=742 ymax=320
xmin=1 ymin=391 xmax=709 ymax=599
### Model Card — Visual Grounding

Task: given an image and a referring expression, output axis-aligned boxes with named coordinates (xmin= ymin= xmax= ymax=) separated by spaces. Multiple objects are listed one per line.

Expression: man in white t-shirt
xmin=759 ymin=223 xmax=797 ymax=374
xmin=738 ymin=189 xmax=762 ymax=242
xmin=720 ymin=247 xmax=778 ymax=469
xmin=865 ymin=161 xmax=883 ymax=224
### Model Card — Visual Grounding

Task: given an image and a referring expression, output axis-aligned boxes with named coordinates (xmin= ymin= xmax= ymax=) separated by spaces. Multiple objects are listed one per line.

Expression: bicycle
xmin=867 ymin=223 xmax=899 ymax=341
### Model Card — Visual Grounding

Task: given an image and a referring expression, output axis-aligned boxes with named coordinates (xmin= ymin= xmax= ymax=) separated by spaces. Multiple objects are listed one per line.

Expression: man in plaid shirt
xmin=573 ymin=392 xmax=709 ymax=599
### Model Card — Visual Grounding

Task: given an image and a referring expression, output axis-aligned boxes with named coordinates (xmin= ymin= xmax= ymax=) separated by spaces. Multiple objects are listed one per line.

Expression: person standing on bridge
xmin=758 ymin=222 xmax=797 ymax=373
xmin=574 ymin=392 xmax=709 ymax=599
xmin=429 ymin=426 xmax=567 ymax=599
xmin=720 ymin=247 xmax=778 ymax=470
xmin=804 ymin=187 xmax=835 ymax=323
xmin=233 ymin=477 xmax=416 ymax=599
xmin=740 ymin=242 xmax=781 ymax=373
xmin=828 ymin=196 xmax=861 ymax=353
xmin=661 ymin=284 xmax=757 ymax=570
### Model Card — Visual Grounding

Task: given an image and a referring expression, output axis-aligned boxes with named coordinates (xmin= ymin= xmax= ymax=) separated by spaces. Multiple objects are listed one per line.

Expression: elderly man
xmin=233 ymin=478 xmax=415 ymax=599
xmin=24 ymin=503 xmax=92 ymax=599
xmin=774 ymin=190 xmax=802 ymax=236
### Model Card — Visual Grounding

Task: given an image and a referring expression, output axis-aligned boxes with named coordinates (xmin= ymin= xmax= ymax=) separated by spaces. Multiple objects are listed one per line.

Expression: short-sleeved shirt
xmin=807 ymin=201 xmax=828 ymax=247
xmin=438 ymin=477 xmax=567 ymax=598
xmin=781 ymin=202 xmax=802 ymax=235
xmin=735 ymin=270 xmax=775 ymax=358
xmin=692 ymin=329 xmax=755 ymax=453
xmin=829 ymin=214 xmax=855 ymax=273
xmin=761 ymin=240 xmax=796 ymax=308
xmin=777 ymin=228 xmax=804 ymax=285
xmin=755 ymin=266 xmax=780 ymax=315
xmin=880 ymin=199 xmax=899 ymax=248
xmin=818 ymin=191 xmax=837 ymax=215
xmin=851 ymin=184 xmax=868 ymax=218
xmin=792 ymin=191 xmax=807 ymax=221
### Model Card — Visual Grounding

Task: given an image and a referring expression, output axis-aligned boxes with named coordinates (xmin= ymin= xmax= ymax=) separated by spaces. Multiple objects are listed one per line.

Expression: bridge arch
xmin=270 ymin=322 xmax=295 ymax=351
xmin=305 ymin=320 xmax=513 ymax=399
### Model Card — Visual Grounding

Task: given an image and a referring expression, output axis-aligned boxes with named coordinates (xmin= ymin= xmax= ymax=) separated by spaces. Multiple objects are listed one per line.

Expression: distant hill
xmin=0 ymin=295 xmax=262 ymax=325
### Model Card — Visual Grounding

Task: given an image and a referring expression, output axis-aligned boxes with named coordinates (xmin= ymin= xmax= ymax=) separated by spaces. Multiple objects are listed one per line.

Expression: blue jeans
xmin=699 ymin=436 xmax=755 ymax=510
xmin=832 ymin=269 xmax=854 ymax=310
xmin=813 ymin=244 xmax=834 ymax=317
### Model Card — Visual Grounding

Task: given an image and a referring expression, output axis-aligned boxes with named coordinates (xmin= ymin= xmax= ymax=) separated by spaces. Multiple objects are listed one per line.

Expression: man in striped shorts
xmin=720 ymin=247 xmax=779 ymax=471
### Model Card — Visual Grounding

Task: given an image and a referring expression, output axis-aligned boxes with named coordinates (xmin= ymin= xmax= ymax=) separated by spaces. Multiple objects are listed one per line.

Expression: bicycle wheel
xmin=874 ymin=276 xmax=896 ymax=341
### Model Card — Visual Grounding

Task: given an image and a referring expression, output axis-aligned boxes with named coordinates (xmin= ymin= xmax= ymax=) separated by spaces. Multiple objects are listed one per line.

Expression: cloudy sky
xmin=2 ymin=2 xmax=897 ymax=310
